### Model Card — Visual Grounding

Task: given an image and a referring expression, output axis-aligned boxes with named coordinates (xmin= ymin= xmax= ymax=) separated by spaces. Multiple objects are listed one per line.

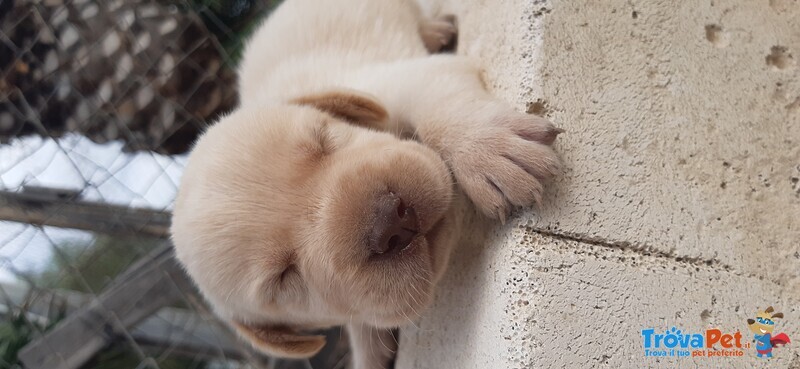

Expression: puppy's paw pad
xmin=420 ymin=15 xmax=457 ymax=53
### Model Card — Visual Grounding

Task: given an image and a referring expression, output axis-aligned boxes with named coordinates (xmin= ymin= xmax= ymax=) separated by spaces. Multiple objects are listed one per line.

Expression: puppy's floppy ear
xmin=291 ymin=89 xmax=388 ymax=129
xmin=232 ymin=321 xmax=326 ymax=359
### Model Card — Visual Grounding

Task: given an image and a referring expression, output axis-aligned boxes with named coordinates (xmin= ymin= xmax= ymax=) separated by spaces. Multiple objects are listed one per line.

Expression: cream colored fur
xmin=171 ymin=0 xmax=560 ymax=368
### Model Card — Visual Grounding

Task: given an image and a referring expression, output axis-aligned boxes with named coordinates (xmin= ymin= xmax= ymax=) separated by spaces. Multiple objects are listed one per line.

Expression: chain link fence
xmin=0 ymin=1 xmax=347 ymax=368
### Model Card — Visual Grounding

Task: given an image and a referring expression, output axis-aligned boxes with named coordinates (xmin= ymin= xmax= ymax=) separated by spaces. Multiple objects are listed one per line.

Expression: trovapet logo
xmin=641 ymin=306 xmax=792 ymax=359
xmin=746 ymin=306 xmax=791 ymax=358
xmin=641 ymin=327 xmax=748 ymax=357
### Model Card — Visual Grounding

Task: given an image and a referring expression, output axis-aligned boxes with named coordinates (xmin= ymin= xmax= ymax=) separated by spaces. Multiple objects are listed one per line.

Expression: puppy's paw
xmin=419 ymin=15 xmax=457 ymax=53
xmin=447 ymin=111 xmax=561 ymax=221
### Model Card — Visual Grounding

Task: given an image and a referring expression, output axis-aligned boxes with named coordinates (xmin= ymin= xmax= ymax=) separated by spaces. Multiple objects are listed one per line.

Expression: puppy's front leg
xmin=362 ymin=56 xmax=562 ymax=220
xmin=346 ymin=323 xmax=397 ymax=369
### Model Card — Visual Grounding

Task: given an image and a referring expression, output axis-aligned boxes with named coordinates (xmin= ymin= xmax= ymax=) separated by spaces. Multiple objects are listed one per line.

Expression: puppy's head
xmin=171 ymin=91 xmax=457 ymax=358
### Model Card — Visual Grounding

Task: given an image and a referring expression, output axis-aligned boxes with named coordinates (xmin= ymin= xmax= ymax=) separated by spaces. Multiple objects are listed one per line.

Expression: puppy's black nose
xmin=369 ymin=192 xmax=419 ymax=255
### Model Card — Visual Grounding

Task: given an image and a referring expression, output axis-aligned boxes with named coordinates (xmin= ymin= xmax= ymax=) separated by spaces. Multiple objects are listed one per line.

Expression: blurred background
xmin=0 ymin=0 xmax=346 ymax=368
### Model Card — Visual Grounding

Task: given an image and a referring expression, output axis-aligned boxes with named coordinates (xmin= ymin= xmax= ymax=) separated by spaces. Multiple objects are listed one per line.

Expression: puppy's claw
xmin=542 ymin=126 xmax=565 ymax=145
xmin=496 ymin=208 xmax=507 ymax=224
xmin=505 ymin=113 xmax=563 ymax=145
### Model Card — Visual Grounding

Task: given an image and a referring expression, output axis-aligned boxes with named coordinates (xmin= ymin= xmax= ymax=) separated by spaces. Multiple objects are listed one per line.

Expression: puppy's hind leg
xmin=419 ymin=15 xmax=457 ymax=53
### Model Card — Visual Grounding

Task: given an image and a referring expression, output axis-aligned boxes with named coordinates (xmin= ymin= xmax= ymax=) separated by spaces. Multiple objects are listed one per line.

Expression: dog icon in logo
xmin=747 ymin=306 xmax=791 ymax=358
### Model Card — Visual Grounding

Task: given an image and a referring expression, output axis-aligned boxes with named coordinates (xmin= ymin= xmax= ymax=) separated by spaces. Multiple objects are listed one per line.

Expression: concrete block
xmin=398 ymin=0 xmax=800 ymax=367
xmin=397 ymin=228 xmax=800 ymax=368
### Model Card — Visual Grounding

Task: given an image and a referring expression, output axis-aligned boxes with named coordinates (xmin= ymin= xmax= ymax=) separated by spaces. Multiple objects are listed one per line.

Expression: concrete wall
xmin=398 ymin=0 xmax=800 ymax=367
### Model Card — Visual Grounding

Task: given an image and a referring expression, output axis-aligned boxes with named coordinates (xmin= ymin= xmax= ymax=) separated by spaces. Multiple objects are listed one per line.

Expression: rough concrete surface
xmin=397 ymin=0 xmax=800 ymax=368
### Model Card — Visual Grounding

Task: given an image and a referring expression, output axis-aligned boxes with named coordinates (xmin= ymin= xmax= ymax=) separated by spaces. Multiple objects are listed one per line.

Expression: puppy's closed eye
xmin=276 ymin=263 xmax=305 ymax=295
xmin=263 ymin=252 xmax=307 ymax=304
xmin=297 ymin=122 xmax=335 ymax=162
xmin=311 ymin=123 xmax=335 ymax=157
xmin=278 ymin=263 xmax=300 ymax=284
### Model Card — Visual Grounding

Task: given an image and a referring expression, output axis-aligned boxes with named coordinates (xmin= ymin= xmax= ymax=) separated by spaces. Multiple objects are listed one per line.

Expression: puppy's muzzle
xmin=368 ymin=192 xmax=419 ymax=255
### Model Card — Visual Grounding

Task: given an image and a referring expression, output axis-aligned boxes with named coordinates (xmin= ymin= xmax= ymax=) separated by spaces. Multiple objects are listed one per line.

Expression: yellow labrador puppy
xmin=171 ymin=0 xmax=561 ymax=368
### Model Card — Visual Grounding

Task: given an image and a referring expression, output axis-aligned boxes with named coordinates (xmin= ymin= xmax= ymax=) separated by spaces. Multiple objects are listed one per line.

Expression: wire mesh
xmin=0 ymin=1 xmax=347 ymax=368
